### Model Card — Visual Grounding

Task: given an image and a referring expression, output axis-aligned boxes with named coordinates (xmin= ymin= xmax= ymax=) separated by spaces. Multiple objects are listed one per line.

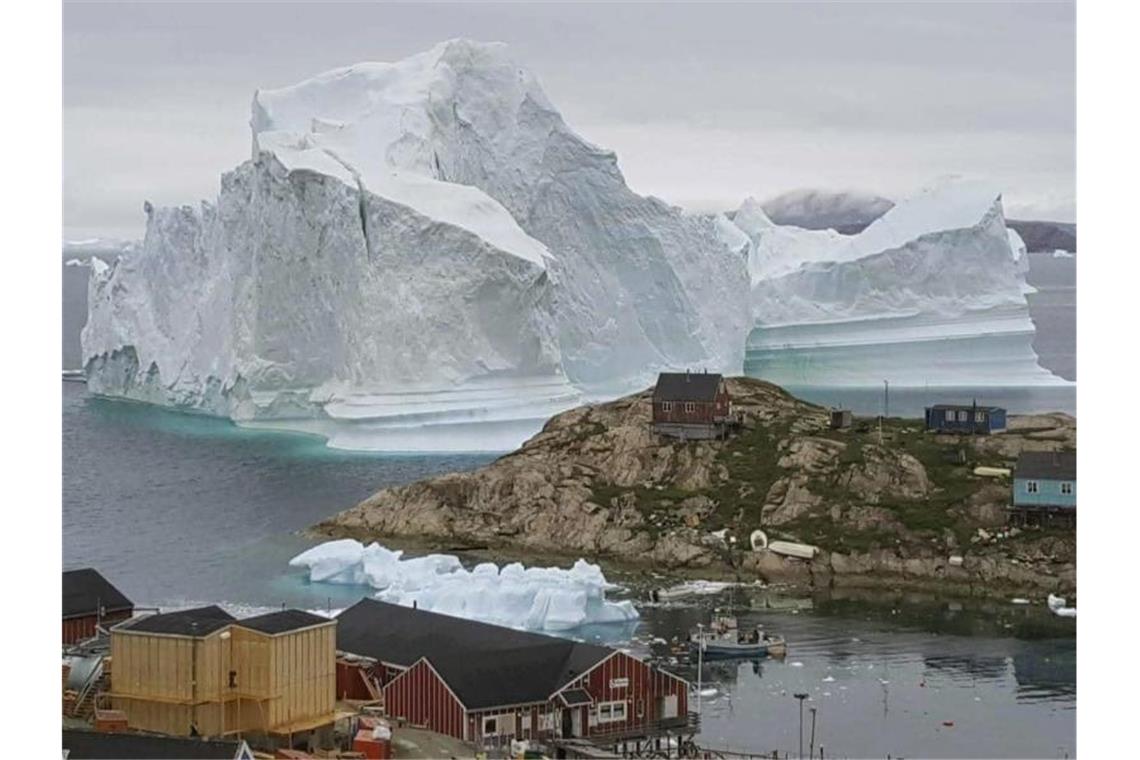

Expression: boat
xmin=688 ymin=613 xmax=786 ymax=659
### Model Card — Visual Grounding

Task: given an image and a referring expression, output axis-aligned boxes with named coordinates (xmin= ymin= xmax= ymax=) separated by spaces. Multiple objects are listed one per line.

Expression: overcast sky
xmin=63 ymin=0 xmax=1075 ymax=240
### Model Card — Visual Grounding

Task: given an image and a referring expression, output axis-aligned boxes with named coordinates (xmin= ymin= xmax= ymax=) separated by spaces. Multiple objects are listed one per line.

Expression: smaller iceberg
xmin=289 ymin=539 xmax=638 ymax=631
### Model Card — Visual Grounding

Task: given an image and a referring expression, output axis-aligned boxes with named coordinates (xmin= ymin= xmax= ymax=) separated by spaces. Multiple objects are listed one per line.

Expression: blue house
xmin=924 ymin=403 xmax=1006 ymax=434
xmin=1011 ymin=451 xmax=1076 ymax=526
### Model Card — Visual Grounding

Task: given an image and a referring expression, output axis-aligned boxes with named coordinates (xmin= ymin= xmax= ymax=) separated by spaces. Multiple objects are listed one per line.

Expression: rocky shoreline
xmin=314 ymin=378 xmax=1076 ymax=598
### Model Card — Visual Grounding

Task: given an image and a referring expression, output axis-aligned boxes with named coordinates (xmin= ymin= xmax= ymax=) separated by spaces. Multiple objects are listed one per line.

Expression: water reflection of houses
xmin=1012 ymin=650 xmax=1076 ymax=701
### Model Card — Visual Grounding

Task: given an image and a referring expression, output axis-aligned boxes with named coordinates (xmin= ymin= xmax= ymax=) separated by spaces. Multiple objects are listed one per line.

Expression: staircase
xmin=69 ymin=657 xmax=108 ymax=719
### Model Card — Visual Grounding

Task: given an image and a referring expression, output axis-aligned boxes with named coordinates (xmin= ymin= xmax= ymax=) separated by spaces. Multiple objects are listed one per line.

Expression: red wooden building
xmin=63 ymin=568 xmax=134 ymax=645
xmin=335 ymin=600 xmax=694 ymax=753
xmin=651 ymin=371 xmax=731 ymax=440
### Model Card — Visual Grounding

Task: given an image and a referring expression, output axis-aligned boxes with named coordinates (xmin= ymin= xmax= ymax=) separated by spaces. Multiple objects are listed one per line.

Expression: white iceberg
xmin=81 ymin=40 xmax=748 ymax=451
xmin=736 ymin=179 xmax=1068 ymax=388
xmin=288 ymin=539 xmax=638 ymax=631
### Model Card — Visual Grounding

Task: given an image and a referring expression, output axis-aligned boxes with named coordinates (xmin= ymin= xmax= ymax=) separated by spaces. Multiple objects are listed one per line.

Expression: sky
xmin=63 ymin=0 xmax=1075 ymax=240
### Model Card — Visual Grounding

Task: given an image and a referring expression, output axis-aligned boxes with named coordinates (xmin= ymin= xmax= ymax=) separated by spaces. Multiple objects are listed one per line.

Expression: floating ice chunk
xmin=1011 ymin=598 xmax=1030 ymax=605
xmin=289 ymin=540 xmax=638 ymax=631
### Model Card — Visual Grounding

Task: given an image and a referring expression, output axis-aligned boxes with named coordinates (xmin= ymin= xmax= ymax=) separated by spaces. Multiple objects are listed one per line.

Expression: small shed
xmin=924 ymin=403 xmax=1006 ymax=434
xmin=652 ymin=371 xmax=731 ymax=440
xmin=829 ymin=409 xmax=852 ymax=429
xmin=1011 ymin=451 xmax=1076 ymax=525
xmin=63 ymin=568 xmax=134 ymax=645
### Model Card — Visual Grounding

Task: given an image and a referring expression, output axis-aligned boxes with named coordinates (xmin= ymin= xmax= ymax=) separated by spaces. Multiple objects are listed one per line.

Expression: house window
xmin=684 ymin=402 xmax=695 ymax=413
xmin=957 ymin=410 xmax=969 ymax=422
xmin=483 ymin=717 xmax=498 ymax=735
xmin=945 ymin=410 xmax=954 ymax=422
xmin=1026 ymin=481 xmax=1039 ymax=494
xmin=1061 ymin=482 xmax=1073 ymax=495
xmin=661 ymin=401 xmax=672 ymax=412
xmin=597 ymin=701 xmax=627 ymax=724
xmin=976 ymin=411 xmax=987 ymax=423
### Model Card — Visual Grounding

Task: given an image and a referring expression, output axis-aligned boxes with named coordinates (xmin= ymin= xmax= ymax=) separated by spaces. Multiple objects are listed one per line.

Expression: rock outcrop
xmin=316 ymin=377 xmax=1076 ymax=595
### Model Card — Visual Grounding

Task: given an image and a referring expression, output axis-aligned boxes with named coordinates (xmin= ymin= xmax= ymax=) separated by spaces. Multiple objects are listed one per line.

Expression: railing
xmin=564 ymin=712 xmax=702 ymax=745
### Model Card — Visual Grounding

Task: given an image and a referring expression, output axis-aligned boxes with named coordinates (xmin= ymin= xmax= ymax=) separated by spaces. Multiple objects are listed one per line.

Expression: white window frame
xmin=976 ymin=410 xmax=987 ymax=422
xmin=957 ymin=410 xmax=969 ymax=422
xmin=661 ymin=401 xmax=672 ymax=412
xmin=596 ymin=700 xmax=627 ymax=724
xmin=684 ymin=401 xmax=695 ymax=413
xmin=945 ymin=410 xmax=954 ymax=422
xmin=483 ymin=716 xmax=499 ymax=735
xmin=1026 ymin=481 xmax=1039 ymax=494
xmin=1061 ymin=482 xmax=1073 ymax=495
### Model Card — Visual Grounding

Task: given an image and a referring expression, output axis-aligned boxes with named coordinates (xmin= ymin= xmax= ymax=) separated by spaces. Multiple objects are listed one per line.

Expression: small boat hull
xmin=694 ymin=642 xmax=771 ymax=659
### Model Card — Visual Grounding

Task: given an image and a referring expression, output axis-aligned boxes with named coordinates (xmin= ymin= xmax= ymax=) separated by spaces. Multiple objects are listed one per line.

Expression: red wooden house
xmin=63 ymin=568 xmax=134 ymax=645
xmin=651 ymin=371 xmax=731 ymax=440
xmin=335 ymin=600 xmax=694 ymax=752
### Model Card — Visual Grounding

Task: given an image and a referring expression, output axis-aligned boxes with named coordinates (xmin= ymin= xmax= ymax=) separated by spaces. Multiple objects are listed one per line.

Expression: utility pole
xmin=883 ymin=379 xmax=889 ymax=419
xmin=794 ymin=693 xmax=809 ymax=759
xmin=695 ymin=624 xmax=705 ymax=714
xmin=809 ymin=707 xmax=817 ymax=759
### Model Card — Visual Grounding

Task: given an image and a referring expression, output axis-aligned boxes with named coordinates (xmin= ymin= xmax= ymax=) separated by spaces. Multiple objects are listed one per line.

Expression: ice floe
xmin=289 ymin=539 xmax=638 ymax=631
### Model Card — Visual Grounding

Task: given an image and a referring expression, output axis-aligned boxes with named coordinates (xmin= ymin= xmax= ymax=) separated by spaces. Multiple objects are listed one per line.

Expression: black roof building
xmin=62 ymin=729 xmax=252 ymax=759
xmin=118 ymin=605 xmax=235 ymax=637
xmin=1015 ymin=451 xmax=1077 ymax=481
xmin=63 ymin=568 xmax=133 ymax=620
xmin=336 ymin=599 xmax=611 ymax=709
xmin=236 ymin=608 xmax=332 ymax=635
xmin=652 ymin=371 xmax=724 ymax=402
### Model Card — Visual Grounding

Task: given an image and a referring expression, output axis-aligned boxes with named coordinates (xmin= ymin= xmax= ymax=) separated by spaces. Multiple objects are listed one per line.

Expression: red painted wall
xmin=563 ymin=652 xmax=689 ymax=738
xmin=63 ymin=610 xmax=132 ymax=645
xmin=336 ymin=661 xmax=381 ymax=701
xmin=652 ymin=384 xmax=730 ymax=425
xmin=382 ymin=660 xmax=466 ymax=741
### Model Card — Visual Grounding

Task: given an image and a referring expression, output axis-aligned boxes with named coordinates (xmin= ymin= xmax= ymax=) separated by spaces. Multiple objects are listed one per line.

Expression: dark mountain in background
xmin=760 ymin=189 xmax=895 ymax=234
xmin=1005 ymin=220 xmax=1077 ymax=253
xmin=760 ymin=189 xmax=1076 ymax=252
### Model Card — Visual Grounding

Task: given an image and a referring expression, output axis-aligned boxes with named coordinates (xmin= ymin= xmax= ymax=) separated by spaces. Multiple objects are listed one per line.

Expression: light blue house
xmin=1011 ymin=451 xmax=1075 ymax=525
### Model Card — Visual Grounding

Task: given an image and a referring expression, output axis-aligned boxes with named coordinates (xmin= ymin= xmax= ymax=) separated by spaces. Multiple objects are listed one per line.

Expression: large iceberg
xmin=288 ymin=539 xmax=638 ymax=631
xmin=82 ymin=40 xmax=749 ymax=450
xmin=736 ymin=179 xmax=1067 ymax=388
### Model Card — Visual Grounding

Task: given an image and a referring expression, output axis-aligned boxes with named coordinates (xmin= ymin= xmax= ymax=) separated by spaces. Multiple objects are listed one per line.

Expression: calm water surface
xmin=62 ymin=382 xmax=1074 ymax=758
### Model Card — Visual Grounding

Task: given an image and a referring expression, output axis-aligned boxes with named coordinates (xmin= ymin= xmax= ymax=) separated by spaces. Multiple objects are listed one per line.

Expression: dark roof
xmin=927 ymin=403 xmax=1004 ymax=412
xmin=63 ymin=568 xmax=133 ymax=620
xmin=63 ymin=729 xmax=246 ymax=759
xmin=237 ymin=609 xmax=333 ymax=635
xmin=336 ymin=599 xmax=611 ymax=709
xmin=653 ymin=371 xmax=723 ymax=402
xmin=119 ymin=605 xmax=235 ymax=637
xmin=560 ymin=688 xmax=593 ymax=706
xmin=1016 ymin=451 xmax=1076 ymax=481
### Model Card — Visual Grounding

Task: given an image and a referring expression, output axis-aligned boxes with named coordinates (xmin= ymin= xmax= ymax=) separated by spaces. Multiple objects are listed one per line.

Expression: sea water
xmin=62 ymin=382 xmax=1074 ymax=757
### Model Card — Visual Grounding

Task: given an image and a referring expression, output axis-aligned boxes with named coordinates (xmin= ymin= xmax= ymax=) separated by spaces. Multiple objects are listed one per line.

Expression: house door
xmin=571 ymin=707 xmax=583 ymax=737
xmin=658 ymin=694 xmax=678 ymax=719
xmin=561 ymin=708 xmax=572 ymax=737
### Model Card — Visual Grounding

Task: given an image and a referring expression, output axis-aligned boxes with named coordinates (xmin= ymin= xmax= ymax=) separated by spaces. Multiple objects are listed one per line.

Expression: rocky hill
xmin=315 ymin=378 xmax=1076 ymax=596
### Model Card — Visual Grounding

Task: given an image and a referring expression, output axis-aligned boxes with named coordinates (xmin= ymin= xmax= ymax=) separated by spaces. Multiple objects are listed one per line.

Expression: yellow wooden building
xmin=108 ymin=606 xmax=336 ymax=740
